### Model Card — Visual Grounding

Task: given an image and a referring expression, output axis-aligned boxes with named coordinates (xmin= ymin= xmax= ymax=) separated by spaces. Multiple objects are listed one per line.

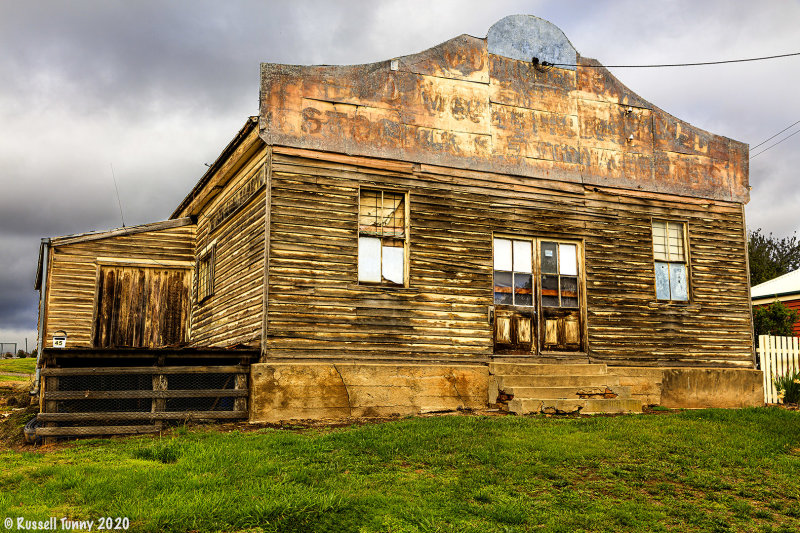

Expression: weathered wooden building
xmin=35 ymin=15 xmax=762 ymax=434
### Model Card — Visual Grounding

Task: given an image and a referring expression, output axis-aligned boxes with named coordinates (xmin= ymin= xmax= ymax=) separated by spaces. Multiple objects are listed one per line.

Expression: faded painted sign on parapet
xmin=260 ymin=35 xmax=748 ymax=203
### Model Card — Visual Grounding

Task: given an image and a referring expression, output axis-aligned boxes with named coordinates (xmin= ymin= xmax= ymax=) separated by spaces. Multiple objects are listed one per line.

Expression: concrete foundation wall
xmin=609 ymin=367 xmax=763 ymax=408
xmin=659 ymin=368 xmax=764 ymax=409
xmin=608 ymin=367 xmax=665 ymax=405
xmin=250 ymin=363 xmax=489 ymax=423
xmin=250 ymin=363 xmax=763 ymax=422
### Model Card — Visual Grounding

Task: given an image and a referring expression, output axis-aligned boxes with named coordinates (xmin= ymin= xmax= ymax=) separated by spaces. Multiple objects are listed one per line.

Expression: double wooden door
xmin=93 ymin=265 xmax=191 ymax=348
xmin=492 ymin=238 xmax=583 ymax=355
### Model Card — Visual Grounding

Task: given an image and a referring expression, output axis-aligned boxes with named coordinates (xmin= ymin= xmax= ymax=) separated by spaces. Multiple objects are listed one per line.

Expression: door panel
xmin=494 ymin=306 xmax=534 ymax=354
xmin=516 ymin=315 xmax=532 ymax=344
xmin=94 ymin=266 xmax=190 ymax=348
xmin=541 ymin=308 xmax=582 ymax=351
xmin=495 ymin=314 xmax=512 ymax=344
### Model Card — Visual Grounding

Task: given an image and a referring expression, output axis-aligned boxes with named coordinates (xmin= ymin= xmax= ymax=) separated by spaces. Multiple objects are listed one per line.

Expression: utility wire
xmin=750 ymin=128 xmax=800 ymax=159
xmin=546 ymin=51 xmax=800 ymax=68
xmin=751 ymin=119 xmax=800 ymax=150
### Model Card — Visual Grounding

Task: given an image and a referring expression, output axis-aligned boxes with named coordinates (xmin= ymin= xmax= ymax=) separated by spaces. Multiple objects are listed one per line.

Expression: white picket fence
xmin=757 ymin=335 xmax=800 ymax=404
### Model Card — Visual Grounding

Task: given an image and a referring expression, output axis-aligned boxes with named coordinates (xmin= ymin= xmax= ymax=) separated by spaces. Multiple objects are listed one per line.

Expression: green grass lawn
xmin=0 ymin=374 xmax=32 ymax=383
xmin=1 ymin=409 xmax=799 ymax=532
xmin=0 ymin=357 xmax=36 ymax=375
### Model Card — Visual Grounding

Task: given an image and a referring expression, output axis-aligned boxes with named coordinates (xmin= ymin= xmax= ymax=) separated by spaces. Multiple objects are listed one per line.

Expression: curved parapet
xmin=487 ymin=14 xmax=577 ymax=70
xmin=259 ymin=16 xmax=748 ymax=203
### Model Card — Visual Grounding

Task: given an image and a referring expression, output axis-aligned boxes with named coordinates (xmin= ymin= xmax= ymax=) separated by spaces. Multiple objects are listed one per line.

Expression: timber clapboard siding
xmin=38 ymin=16 xmax=755 ymax=378
xmin=189 ymin=143 xmax=269 ymax=348
xmin=265 ymin=149 xmax=752 ymax=367
xmin=43 ymin=224 xmax=195 ymax=348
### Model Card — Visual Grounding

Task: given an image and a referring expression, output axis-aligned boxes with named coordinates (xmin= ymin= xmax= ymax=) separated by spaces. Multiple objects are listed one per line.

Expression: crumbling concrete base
xmin=249 ymin=362 xmax=488 ymax=423
xmin=609 ymin=366 xmax=763 ymax=408
xmin=659 ymin=367 xmax=764 ymax=409
xmin=249 ymin=362 xmax=763 ymax=422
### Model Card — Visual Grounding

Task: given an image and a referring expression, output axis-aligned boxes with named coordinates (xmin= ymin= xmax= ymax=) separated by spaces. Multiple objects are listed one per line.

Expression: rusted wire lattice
xmin=36 ymin=350 xmax=254 ymax=439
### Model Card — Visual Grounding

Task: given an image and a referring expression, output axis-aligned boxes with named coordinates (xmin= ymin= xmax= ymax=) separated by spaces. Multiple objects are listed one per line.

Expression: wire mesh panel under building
xmin=35 ymin=347 xmax=257 ymax=439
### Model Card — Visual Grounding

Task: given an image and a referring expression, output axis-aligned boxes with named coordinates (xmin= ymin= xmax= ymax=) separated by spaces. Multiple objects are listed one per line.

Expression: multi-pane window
xmin=652 ymin=220 xmax=689 ymax=301
xmin=358 ymin=190 xmax=406 ymax=285
xmin=492 ymin=237 xmax=583 ymax=353
xmin=197 ymin=248 xmax=215 ymax=302
xmin=540 ymin=242 xmax=579 ymax=308
xmin=493 ymin=239 xmax=533 ymax=306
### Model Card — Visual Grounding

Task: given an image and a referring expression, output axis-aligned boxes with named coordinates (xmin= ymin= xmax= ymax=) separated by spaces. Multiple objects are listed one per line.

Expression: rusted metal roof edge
xmin=34 ymin=239 xmax=49 ymax=290
xmin=170 ymin=116 xmax=260 ymax=219
xmin=48 ymin=217 xmax=194 ymax=247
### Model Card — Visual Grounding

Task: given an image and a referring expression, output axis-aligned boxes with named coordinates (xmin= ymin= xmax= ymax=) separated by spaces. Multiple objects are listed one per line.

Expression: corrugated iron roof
xmin=751 ymin=268 xmax=800 ymax=299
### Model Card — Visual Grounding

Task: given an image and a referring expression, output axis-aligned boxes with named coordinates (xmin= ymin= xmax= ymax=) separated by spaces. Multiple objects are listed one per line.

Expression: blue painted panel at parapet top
xmin=487 ymin=14 xmax=578 ymax=70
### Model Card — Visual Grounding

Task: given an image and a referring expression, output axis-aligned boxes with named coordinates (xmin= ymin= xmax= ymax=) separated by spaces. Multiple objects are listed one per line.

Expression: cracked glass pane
xmin=655 ymin=261 xmax=670 ymax=300
xmin=382 ymin=245 xmax=404 ymax=284
xmin=669 ymin=262 xmax=688 ymax=301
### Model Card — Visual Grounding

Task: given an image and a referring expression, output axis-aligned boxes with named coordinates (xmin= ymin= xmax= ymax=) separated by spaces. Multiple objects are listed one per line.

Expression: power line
xmin=751 ymin=119 xmax=800 ymax=150
xmin=750 ymin=128 xmax=800 ymax=159
xmin=545 ymin=51 xmax=800 ymax=69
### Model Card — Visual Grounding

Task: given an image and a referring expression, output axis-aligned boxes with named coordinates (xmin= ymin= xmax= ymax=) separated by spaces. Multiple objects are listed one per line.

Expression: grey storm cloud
xmin=1 ymin=0 xmax=799 ymax=348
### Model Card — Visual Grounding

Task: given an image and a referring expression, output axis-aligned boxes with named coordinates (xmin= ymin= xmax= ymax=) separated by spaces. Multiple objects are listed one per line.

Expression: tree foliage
xmin=753 ymin=300 xmax=799 ymax=337
xmin=748 ymin=228 xmax=800 ymax=286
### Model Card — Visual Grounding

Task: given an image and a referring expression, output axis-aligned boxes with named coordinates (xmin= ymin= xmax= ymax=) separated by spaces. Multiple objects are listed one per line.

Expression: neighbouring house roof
xmin=751 ymin=268 xmax=800 ymax=303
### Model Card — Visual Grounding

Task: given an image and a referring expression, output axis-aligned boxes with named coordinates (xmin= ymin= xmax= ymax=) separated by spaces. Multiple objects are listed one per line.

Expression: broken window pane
xmin=541 ymin=274 xmax=559 ymax=307
xmin=669 ymin=262 xmax=688 ymax=301
xmin=652 ymin=220 xmax=668 ymax=261
xmin=359 ymin=190 xmax=407 ymax=286
xmin=541 ymin=242 xmax=558 ymax=273
xmin=513 ymin=240 xmax=532 ymax=273
xmin=360 ymin=189 xmax=405 ymax=239
xmin=359 ymin=190 xmax=381 ymax=235
xmin=514 ymin=273 xmax=533 ymax=306
xmin=654 ymin=261 xmax=670 ymax=300
xmin=381 ymin=192 xmax=405 ymax=238
xmin=494 ymin=271 xmax=513 ymax=305
xmin=561 ymin=276 xmax=579 ymax=307
xmin=667 ymin=223 xmax=684 ymax=261
xmin=358 ymin=236 xmax=381 ymax=283
xmin=559 ymin=244 xmax=577 ymax=275
xmin=382 ymin=245 xmax=404 ymax=284
xmin=494 ymin=238 xmax=512 ymax=271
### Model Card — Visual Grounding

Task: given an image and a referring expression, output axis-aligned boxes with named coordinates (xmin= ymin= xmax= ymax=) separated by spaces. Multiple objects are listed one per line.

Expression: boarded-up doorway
xmin=93 ymin=266 xmax=191 ymax=348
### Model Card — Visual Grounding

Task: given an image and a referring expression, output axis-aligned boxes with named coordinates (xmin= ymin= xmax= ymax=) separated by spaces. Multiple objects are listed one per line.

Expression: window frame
xmin=651 ymin=219 xmax=691 ymax=302
xmin=538 ymin=240 xmax=581 ymax=310
xmin=492 ymin=236 xmax=584 ymax=309
xmin=491 ymin=237 xmax=534 ymax=307
xmin=196 ymin=244 xmax=216 ymax=304
xmin=492 ymin=234 xmax=587 ymax=354
xmin=357 ymin=187 xmax=410 ymax=287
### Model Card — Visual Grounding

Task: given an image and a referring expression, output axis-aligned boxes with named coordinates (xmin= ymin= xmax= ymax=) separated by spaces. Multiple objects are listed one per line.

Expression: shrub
xmin=754 ymin=300 xmax=800 ymax=337
xmin=774 ymin=370 xmax=800 ymax=404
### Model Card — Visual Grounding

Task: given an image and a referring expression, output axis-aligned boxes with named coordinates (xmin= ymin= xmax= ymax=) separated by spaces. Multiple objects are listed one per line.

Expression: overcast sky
xmin=1 ymin=0 xmax=798 ymax=352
